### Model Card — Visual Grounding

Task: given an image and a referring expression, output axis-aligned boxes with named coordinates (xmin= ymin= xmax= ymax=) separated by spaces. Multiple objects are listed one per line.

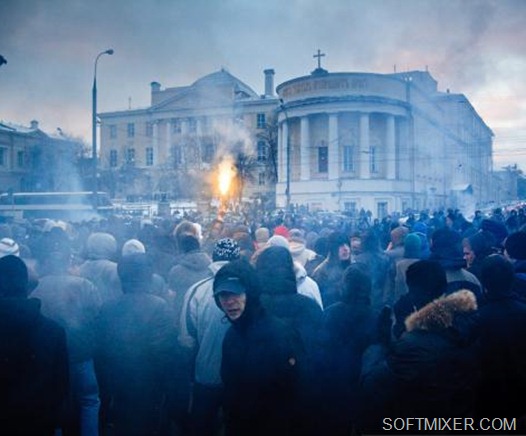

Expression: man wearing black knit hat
xmin=178 ymin=237 xmax=241 ymax=436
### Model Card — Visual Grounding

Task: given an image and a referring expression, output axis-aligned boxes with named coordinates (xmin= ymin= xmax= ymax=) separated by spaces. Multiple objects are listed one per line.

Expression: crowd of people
xmin=1 ymin=204 xmax=526 ymax=435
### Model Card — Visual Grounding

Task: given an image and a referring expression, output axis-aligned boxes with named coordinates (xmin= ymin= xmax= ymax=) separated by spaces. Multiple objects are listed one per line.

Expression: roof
xmin=191 ymin=69 xmax=259 ymax=99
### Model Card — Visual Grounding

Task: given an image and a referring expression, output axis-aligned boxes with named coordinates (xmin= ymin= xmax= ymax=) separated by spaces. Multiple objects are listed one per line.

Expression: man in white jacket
xmin=178 ymin=238 xmax=241 ymax=436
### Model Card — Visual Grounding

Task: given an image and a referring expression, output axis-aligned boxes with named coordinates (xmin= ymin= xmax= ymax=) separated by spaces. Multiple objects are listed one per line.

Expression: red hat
xmin=273 ymin=224 xmax=290 ymax=239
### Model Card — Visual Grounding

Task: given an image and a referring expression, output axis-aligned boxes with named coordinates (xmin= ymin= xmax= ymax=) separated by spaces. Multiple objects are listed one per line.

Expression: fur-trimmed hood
xmin=405 ymin=290 xmax=477 ymax=332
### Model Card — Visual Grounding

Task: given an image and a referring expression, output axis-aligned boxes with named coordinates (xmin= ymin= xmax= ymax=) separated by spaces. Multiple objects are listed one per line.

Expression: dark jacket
xmin=360 ymin=290 xmax=479 ymax=433
xmin=221 ymin=309 xmax=301 ymax=436
xmin=476 ymin=293 xmax=526 ymax=421
xmin=215 ymin=260 xmax=302 ymax=436
xmin=317 ymin=300 xmax=377 ymax=434
xmin=0 ymin=298 xmax=69 ymax=435
xmin=95 ymin=292 xmax=181 ymax=436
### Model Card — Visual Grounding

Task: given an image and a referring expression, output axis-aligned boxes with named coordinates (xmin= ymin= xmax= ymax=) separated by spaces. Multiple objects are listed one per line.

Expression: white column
xmin=152 ymin=121 xmax=159 ymax=165
xmin=359 ymin=113 xmax=370 ymax=179
xmin=386 ymin=114 xmax=396 ymax=179
xmin=166 ymin=121 xmax=172 ymax=163
xmin=300 ymin=116 xmax=310 ymax=181
xmin=181 ymin=118 xmax=189 ymax=135
xmin=281 ymin=121 xmax=289 ymax=183
xmin=328 ymin=113 xmax=339 ymax=180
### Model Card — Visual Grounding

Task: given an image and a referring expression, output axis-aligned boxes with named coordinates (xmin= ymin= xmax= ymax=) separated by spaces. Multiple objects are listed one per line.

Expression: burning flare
xmin=218 ymin=157 xmax=236 ymax=197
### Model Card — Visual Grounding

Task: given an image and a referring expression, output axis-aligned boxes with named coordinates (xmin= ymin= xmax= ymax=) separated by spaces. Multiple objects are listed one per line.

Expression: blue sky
xmin=1 ymin=0 xmax=525 ymax=170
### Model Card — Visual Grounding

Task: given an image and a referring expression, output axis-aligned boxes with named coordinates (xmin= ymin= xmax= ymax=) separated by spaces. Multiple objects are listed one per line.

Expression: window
xmin=377 ymin=202 xmax=388 ymax=220
xmin=146 ymin=147 xmax=154 ymax=166
xmin=369 ymin=146 xmax=377 ymax=173
xmin=0 ymin=148 xmax=5 ymax=166
xmin=318 ymin=144 xmax=328 ymax=173
xmin=257 ymin=113 xmax=266 ymax=129
xmin=172 ymin=119 xmax=181 ymax=134
xmin=343 ymin=145 xmax=354 ymax=172
xmin=344 ymin=201 xmax=357 ymax=214
xmin=109 ymin=125 xmax=117 ymax=139
xmin=127 ymin=123 xmax=135 ymax=138
xmin=146 ymin=122 xmax=153 ymax=137
xmin=257 ymin=141 xmax=267 ymax=162
xmin=17 ymin=151 xmax=25 ymax=168
xmin=258 ymin=172 xmax=266 ymax=186
xmin=110 ymin=150 xmax=118 ymax=167
xmin=188 ymin=118 xmax=197 ymax=134
xmin=202 ymin=143 xmax=215 ymax=163
xmin=126 ymin=148 xmax=135 ymax=164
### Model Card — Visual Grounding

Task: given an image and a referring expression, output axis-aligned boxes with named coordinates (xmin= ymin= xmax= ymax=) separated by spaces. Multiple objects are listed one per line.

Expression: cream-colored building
xmin=100 ymin=65 xmax=495 ymax=217
xmin=99 ymin=69 xmax=278 ymax=203
xmin=276 ymin=68 xmax=494 ymax=217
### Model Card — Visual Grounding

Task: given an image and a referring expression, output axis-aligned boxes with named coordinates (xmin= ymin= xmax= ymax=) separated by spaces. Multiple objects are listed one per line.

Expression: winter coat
xmin=359 ymin=290 xmax=479 ymax=433
xmin=95 ymin=292 xmax=181 ymax=436
xmin=0 ymin=298 xmax=69 ymax=435
xmin=295 ymin=262 xmax=323 ymax=309
xmin=168 ymin=250 xmax=212 ymax=324
xmin=31 ymin=274 xmax=101 ymax=363
xmin=355 ymin=250 xmax=391 ymax=311
xmin=289 ymin=240 xmax=317 ymax=267
xmin=316 ymin=300 xmax=377 ymax=434
xmin=178 ymin=261 xmax=231 ymax=386
xmin=312 ymin=258 xmax=349 ymax=308
xmin=476 ymin=292 xmax=526 ymax=421
xmin=78 ymin=258 xmax=121 ymax=304
xmin=512 ymin=259 xmax=526 ymax=301
xmin=221 ymin=309 xmax=301 ymax=436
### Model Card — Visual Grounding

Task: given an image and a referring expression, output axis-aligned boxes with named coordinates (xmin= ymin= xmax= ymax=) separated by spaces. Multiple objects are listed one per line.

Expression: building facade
xmin=0 ymin=120 xmax=84 ymax=193
xmin=99 ymin=66 xmax=495 ymax=217
xmin=275 ymin=67 xmax=494 ymax=217
xmin=98 ymin=69 xmax=278 ymax=204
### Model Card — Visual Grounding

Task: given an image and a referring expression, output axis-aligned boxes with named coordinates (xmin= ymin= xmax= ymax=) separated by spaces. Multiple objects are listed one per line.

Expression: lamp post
xmin=92 ymin=48 xmax=114 ymax=208
xmin=279 ymin=99 xmax=291 ymax=211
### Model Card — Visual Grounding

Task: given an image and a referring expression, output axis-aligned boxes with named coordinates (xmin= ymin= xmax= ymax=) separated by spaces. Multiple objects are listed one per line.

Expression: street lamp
xmin=279 ymin=99 xmax=291 ymax=211
xmin=92 ymin=48 xmax=114 ymax=208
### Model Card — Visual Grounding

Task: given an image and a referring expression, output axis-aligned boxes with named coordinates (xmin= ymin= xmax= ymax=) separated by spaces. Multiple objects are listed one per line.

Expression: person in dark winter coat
xmin=0 ymin=255 xmax=69 ymax=436
xmin=475 ymin=254 xmax=526 ymax=428
xmin=78 ymin=232 xmax=122 ymax=304
xmin=254 ymin=245 xmax=323 ymax=435
xmin=214 ymin=259 xmax=302 ymax=436
xmin=392 ymin=259 xmax=447 ymax=339
xmin=31 ymin=228 xmax=101 ymax=435
xmin=95 ymin=253 xmax=182 ymax=436
xmin=359 ymin=289 xmax=479 ymax=434
xmin=355 ymin=230 xmax=391 ymax=312
xmin=429 ymin=227 xmax=483 ymax=302
xmin=462 ymin=230 xmax=497 ymax=282
xmin=312 ymin=231 xmax=351 ymax=307
xmin=317 ymin=263 xmax=378 ymax=435
xmin=168 ymin=234 xmax=212 ymax=325
xmin=255 ymin=245 xmax=322 ymax=352
xmin=504 ymin=231 xmax=526 ymax=300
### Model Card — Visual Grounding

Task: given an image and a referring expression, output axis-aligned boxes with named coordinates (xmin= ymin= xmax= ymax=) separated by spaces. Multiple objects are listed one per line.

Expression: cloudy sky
xmin=1 ymin=0 xmax=525 ymax=170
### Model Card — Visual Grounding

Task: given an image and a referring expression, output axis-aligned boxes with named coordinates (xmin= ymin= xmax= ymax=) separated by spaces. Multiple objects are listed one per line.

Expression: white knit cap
xmin=122 ymin=239 xmax=146 ymax=256
xmin=0 ymin=238 xmax=20 ymax=258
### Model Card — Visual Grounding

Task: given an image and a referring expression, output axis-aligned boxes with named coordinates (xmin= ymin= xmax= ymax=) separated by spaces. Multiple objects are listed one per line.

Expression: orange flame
xmin=218 ymin=157 xmax=236 ymax=197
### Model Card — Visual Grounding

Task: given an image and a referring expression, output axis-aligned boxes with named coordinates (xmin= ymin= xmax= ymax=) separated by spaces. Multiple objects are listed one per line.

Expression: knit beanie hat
xmin=255 ymin=227 xmax=270 ymax=244
xmin=212 ymin=238 xmax=241 ymax=262
xmin=122 ymin=239 xmax=146 ymax=256
xmin=273 ymin=225 xmax=290 ymax=239
xmin=0 ymin=238 xmax=20 ymax=258
xmin=267 ymin=235 xmax=290 ymax=249
xmin=404 ymin=233 xmax=422 ymax=259
xmin=86 ymin=232 xmax=117 ymax=260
